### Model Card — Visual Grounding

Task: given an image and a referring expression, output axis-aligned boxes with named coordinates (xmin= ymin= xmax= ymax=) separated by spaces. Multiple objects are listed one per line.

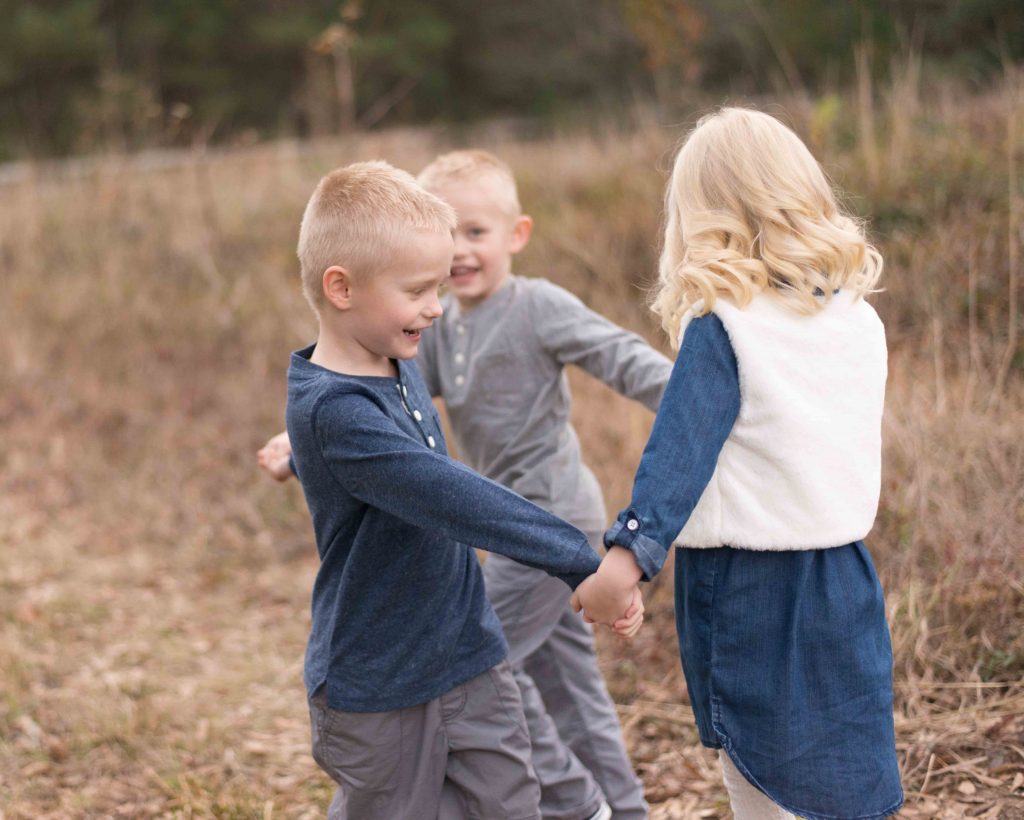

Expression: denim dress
xmin=605 ymin=315 xmax=904 ymax=820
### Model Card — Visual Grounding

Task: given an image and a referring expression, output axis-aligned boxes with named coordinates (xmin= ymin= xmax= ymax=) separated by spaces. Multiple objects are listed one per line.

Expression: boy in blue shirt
xmin=264 ymin=151 xmax=669 ymax=819
xmin=282 ymin=160 xmax=642 ymax=820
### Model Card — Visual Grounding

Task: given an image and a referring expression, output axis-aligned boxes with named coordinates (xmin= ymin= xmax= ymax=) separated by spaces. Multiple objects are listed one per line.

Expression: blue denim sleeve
xmin=604 ymin=314 xmax=740 ymax=580
xmin=313 ymin=393 xmax=601 ymax=587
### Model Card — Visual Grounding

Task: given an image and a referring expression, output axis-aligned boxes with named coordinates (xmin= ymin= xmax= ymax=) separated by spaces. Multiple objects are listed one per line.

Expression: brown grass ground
xmin=1 ymin=74 xmax=1022 ymax=818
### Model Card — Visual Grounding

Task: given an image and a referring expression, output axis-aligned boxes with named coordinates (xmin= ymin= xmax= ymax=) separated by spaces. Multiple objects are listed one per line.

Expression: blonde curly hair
xmin=652 ymin=107 xmax=882 ymax=347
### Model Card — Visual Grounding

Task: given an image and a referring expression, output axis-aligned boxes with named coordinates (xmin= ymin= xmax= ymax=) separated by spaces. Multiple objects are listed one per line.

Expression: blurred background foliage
xmin=1 ymin=0 xmax=1022 ymax=161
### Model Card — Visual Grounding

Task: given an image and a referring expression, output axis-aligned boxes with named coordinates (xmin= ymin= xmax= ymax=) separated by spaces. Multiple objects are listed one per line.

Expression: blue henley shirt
xmin=286 ymin=346 xmax=601 ymax=712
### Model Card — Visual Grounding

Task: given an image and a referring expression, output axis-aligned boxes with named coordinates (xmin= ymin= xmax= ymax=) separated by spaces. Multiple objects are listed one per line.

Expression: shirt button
xmin=401 ymin=385 xmax=408 ymax=398
xmin=427 ymin=436 xmax=436 ymax=449
xmin=626 ymin=519 xmax=639 ymax=532
xmin=456 ymin=324 xmax=466 ymax=335
xmin=413 ymin=410 xmax=423 ymax=422
xmin=454 ymin=375 xmax=465 ymax=386
xmin=454 ymin=353 xmax=465 ymax=365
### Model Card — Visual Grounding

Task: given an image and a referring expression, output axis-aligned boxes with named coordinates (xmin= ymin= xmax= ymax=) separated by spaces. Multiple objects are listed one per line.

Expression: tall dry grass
xmin=1 ymin=68 xmax=1022 ymax=818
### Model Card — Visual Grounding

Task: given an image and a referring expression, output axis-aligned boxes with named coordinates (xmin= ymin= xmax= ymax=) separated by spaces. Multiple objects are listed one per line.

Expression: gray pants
xmin=484 ymin=542 xmax=649 ymax=820
xmin=309 ymin=660 xmax=542 ymax=820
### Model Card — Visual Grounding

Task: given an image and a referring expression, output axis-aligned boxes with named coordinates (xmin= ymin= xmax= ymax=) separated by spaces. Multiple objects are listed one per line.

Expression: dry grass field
xmin=1 ymin=69 xmax=1023 ymax=818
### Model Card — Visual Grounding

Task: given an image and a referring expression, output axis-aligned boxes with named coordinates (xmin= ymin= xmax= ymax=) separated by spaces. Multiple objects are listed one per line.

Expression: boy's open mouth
xmin=403 ymin=328 xmax=423 ymax=339
xmin=450 ymin=265 xmax=479 ymax=281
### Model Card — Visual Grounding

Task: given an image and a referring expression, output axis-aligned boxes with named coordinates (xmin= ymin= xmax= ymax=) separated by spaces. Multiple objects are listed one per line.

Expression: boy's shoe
xmin=585 ymin=802 xmax=612 ymax=820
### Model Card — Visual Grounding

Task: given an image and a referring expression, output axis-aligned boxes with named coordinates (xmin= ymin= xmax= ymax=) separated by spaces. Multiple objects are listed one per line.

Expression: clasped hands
xmin=570 ymin=546 xmax=645 ymax=638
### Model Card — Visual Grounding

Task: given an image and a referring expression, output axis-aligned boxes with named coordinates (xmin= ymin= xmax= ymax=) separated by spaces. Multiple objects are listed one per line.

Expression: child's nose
xmin=425 ymin=293 xmax=443 ymax=318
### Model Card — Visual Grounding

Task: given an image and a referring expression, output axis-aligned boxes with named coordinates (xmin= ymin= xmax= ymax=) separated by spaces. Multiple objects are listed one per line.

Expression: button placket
xmin=396 ymin=382 xmax=412 ymax=416
xmin=452 ymin=320 xmax=470 ymax=391
xmin=396 ymin=378 xmax=434 ymax=448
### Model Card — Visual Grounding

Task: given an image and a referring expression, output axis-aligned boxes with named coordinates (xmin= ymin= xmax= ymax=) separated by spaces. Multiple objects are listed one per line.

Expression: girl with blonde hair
xmin=572 ymin=107 xmax=903 ymax=819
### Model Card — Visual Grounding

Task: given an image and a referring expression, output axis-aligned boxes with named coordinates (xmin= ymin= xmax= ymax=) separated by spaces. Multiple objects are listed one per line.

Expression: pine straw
xmin=2 ymin=510 xmax=1022 ymax=818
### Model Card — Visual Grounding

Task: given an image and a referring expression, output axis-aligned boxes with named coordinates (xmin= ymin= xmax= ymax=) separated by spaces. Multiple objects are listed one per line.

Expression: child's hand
xmin=612 ymin=587 xmax=645 ymax=638
xmin=570 ymin=571 xmax=635 ymax=627
xmin=257 ymin=431 xmax=295 ymax=482
xmin=570 ymin=546 xmax=645 ymax=629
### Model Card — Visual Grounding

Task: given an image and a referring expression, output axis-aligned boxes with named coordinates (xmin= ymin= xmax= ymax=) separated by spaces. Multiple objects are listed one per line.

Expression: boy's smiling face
xmin=340 ymin=229 xmax=454 ymax=366
xmin=432 ymin=178 xmax=532 ymax=310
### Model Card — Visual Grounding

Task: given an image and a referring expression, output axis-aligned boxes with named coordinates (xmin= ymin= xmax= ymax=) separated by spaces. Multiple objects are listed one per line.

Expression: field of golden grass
xmin=1 ymin=71 xmax=1022 ymax=818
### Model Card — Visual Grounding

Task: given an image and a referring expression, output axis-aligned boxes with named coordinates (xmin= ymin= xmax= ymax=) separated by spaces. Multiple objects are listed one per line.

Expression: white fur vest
xmin=675 ymin=290 xmax=887 ymax=550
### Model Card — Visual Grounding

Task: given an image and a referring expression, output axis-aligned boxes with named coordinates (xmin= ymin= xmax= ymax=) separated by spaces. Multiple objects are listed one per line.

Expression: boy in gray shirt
xmin=261 ymin=151 xmax=670 ymax=819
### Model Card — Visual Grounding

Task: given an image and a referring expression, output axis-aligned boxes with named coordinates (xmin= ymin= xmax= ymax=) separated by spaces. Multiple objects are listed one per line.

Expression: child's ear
xmin=322 ymin=266 xmax=354 ymax=310
xmin=509 ymin=214 xmax=533 ymax=255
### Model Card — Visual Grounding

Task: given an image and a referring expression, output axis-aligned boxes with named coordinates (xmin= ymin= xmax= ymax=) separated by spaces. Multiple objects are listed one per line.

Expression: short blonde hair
xmin=653 ymin=107 xmax=883 ymax=346
xmin=417 ymin=150 xmax=522 ymax=217
xmin=298 ymin=160 xmax=456 ymax=310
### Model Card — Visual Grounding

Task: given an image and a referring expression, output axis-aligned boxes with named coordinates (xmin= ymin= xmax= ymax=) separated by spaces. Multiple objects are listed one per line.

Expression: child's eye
xmin=467 ymin=228 xmax=485 ymax=238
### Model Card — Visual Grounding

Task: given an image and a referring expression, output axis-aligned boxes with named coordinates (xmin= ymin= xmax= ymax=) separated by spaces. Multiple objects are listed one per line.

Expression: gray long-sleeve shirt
xmin=418 ymin=276 xmax=673 ymax=532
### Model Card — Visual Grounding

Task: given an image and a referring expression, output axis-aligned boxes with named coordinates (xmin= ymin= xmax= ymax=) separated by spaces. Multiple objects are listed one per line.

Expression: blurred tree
xmin=344 ymin=0 xmax=452 ymax=125
xmin=441 ymin=0 xmax=645 ymax=118
xmin=0 ymin=0 xmax=1021 ymax=160
xmin=0 ymin=0 xmax=104 ymax=154
xmin=622 ymin=0 xmax=705 ymax=105
xmin=684 ymin=0 xmax=1024 ymax=93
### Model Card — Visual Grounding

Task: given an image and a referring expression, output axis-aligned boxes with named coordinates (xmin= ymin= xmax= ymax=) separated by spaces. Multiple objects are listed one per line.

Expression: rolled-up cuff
xmin=604 ymin=519 xmax=667 ymax=582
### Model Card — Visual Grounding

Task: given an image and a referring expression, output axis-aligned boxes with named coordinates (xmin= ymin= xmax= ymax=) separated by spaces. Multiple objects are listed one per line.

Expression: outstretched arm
xmin=312 ymin=393 xmax=602 ymax=589
xmin=605 ymin=314 xmax=741 ymax=580
xmin=535 ymin=281 xmax=673 ymax=412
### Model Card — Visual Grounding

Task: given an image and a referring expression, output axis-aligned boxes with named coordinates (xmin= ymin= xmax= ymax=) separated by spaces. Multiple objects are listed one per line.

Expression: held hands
xmin=572 ymin=580 xmax=645 ymax=638
xmin=570 ymin=546 xmax=645 ymax=638
xmin=256 ymin=431 xmax=295 ymax=482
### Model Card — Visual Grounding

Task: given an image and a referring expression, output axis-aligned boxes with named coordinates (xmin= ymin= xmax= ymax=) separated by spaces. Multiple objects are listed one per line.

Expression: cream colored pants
xmin=719 ymin=751 xmax=797 ymax=820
